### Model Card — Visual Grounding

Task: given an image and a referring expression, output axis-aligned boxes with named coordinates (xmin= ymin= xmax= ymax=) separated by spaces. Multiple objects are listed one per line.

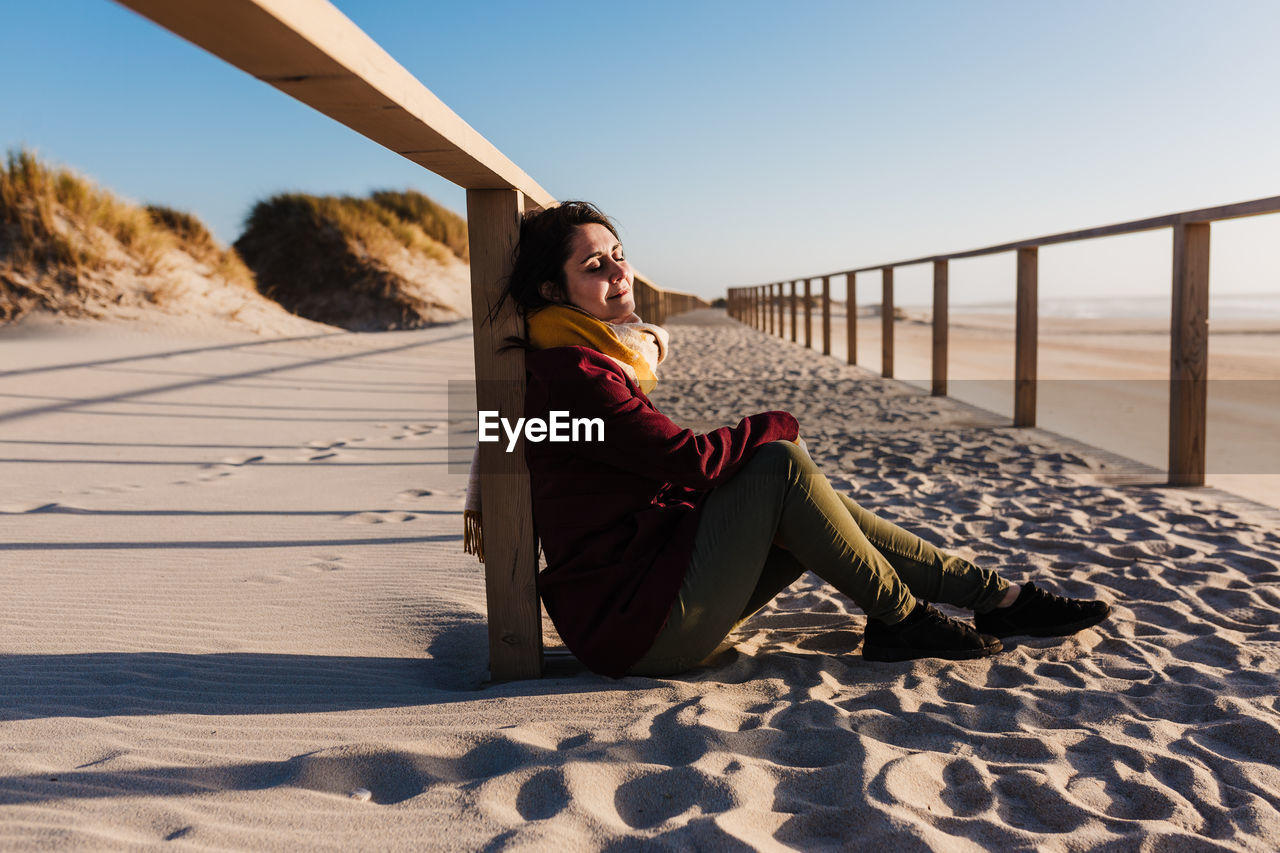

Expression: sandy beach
xmin=782 ymin=307 xmax=1280 ymax=510
xmin=3 ymin=309 xmax=1280 ymax=850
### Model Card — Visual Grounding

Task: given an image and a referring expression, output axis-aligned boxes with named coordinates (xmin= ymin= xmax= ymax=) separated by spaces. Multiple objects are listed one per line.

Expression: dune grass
xmin=370 ymin=189 xmax=468 ymax=262
xmin=144 ymin=204 xmax=254 ymax=288
xmin=1 ymin=148 xmax=253 ymax=320
xmin=241 ymin=193 xmax=461 ymax=267
xmin=2 ymin=149 xmax=466 ymax=327
xmin=0 ymin=148 xmax=167 ymax=273
xmin=234 ymin=192 xmax=467 ymax=330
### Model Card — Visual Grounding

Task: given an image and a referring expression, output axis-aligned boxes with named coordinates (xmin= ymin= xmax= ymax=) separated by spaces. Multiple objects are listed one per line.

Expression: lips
xmin=608 ymin=286 xmax=631 ymax=300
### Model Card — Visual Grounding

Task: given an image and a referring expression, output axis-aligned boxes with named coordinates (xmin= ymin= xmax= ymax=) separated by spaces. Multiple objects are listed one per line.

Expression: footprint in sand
xmin=308 ymin=555 xmax=344 ymax=572
xmin=612 ymin=765 xmax=734 ymax=830
xmin=343 ymin=511 xmax=417 ymax=524
xmin=290 ymin=440 xmax=349 ymax=462
xmin=513 ymin=769 xmax=571 ymax=821
xmin=390 ymin=423 xmax=441 ymax=440
xmin=79 ymin=483 xmax=146 ymax=495
xmin=396 ymin=489 xmax=434 ymax=502
xmin=218 ymin=454 xmax=265 ymax=466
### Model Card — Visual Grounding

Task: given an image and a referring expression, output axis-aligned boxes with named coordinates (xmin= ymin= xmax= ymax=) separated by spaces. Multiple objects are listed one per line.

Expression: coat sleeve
xmin=541 ymin=351 xmax=800 ymax=490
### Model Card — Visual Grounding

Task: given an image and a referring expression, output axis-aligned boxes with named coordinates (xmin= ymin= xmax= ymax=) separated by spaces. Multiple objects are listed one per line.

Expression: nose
xmin=606 ymin=257 xmax=627 ymax=282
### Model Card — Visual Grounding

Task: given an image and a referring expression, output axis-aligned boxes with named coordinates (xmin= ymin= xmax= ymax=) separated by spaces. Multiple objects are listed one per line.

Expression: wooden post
xmin=1014 ymin=248 xmax=1039 ymax=426
xmin=789 ymin=281 xmax=798 ymax=342
xmin=932 ymin=260 xmax=948 ymax=397
xmin=756 ymin=286 xmax=763 ymax=330
xmin=881 ymin=267 xmax=894 ymax=378
xmin=821 ymin=275 xmax=832 ymax=356
xmin=847 ymin=272 xmax=857 ymax=365
xmin=803 ymin=278 xmax=813 ymax=349
xmin=772 ymin=283 xmax=779 ymax=335
xmin=467 ymin=188 xmax=541 ymax=680
xmin=1169 ymin=221 xmax=1210 ymax=487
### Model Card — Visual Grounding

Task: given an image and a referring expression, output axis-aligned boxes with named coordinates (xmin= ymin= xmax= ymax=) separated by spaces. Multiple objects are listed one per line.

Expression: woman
xmin=491 ymin=201 xmax=1109 ymax=678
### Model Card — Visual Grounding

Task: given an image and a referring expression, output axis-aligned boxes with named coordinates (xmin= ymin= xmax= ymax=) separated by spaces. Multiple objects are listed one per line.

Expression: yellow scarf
xmin=462 ymin=304 xmax=666 ymax=562
xmin=526 ymin=304 xmax=658 ymax=393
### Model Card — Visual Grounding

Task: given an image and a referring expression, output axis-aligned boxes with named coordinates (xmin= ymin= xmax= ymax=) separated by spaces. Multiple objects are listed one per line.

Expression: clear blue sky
xmin=3 ymin=0 xmax=1279 ymax=306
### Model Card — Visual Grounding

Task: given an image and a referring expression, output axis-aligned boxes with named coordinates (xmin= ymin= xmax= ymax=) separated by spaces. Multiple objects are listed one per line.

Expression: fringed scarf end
xmin=463 ymin=509 xmax=485 ymax=563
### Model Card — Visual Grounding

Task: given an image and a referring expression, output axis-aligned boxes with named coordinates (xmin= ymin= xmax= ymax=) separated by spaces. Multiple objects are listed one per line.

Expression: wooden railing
xmin=727 ymin=196 xmax=1280 ymax=488
xmin=116 ymin=0 xmax=704 ymax=680
xmin=633 ymin=278 xmax=709 ymax=326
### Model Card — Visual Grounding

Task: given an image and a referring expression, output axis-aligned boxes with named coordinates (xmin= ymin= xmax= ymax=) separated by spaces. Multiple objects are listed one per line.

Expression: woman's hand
xmin=793 ymin=434 xmax=811 ymax=460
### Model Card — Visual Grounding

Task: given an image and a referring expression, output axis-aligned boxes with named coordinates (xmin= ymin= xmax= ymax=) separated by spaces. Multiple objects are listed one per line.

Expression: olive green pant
xmin=630 ymin=440 xmax=1010 ymax=676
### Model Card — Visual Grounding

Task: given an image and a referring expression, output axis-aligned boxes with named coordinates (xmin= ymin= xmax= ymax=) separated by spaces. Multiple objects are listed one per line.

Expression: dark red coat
xmin=523 ymin=346 xmax=799 ymax=676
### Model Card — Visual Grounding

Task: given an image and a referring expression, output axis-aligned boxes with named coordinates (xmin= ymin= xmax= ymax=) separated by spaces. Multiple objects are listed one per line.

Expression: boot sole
xmin=863 ymin=638 xmax=1003 ymax=663
xmin=977 ymin=606 xmax=1111 ymax=639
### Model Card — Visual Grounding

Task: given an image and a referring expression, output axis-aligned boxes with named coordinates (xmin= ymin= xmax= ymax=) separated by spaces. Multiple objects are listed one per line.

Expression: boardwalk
xmin=3 ymin=313 xmax=1279 ymax=849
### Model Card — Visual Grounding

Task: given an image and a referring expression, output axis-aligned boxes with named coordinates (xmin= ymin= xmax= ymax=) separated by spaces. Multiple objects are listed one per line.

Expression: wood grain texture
xmin=846 ymin=273 xmax=857 ymax=365
xmin=1168 ymin=222 xmax=1211 ymax=486
xmin=931 ymin=261 xmax=948 ymax=397
xmin=466 ymin=189 xmax=541 ymax=680
xmin=117 ymin=0 xmax=555 ymax=206
xmin=821 ymin=275 xmax=832 ymax=356
xmin=803 ymin=279 xmax=813 ymax=349
xmin=789 ymin=281 xmax=798 ymax=343
xmin=881 ymin=268 xmax=894 ymax=378
xmin=1014 ymin=248 xmax=1038 ymax=427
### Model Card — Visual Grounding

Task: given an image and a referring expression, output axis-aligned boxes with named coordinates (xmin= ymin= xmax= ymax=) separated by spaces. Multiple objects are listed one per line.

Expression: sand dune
xmin=2 ymin=310 xmax=1279 ymax=849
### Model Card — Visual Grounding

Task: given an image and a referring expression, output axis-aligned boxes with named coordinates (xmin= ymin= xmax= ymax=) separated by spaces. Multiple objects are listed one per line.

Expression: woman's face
xmin=554 ymin=223 xmax=635 ymax=322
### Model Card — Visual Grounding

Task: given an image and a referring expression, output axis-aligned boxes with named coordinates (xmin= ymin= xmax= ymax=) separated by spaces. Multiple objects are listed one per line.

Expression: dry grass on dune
xmin=234 ymin=192 xmax=470 ymax=331
xmin=144 ymin=203 xmax=255 ymax=289
xmin=0 ymin=149 xmax=253 ymax=323
xmin=370 ymin=189 xmax=469 ymax=263
xmin=1 ymin=151 xmax=469 ymax=331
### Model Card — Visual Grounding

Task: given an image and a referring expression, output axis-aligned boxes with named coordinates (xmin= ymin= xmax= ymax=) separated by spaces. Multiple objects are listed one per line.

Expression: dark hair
xmin=498 ymin=200 xmax=619 ymax=319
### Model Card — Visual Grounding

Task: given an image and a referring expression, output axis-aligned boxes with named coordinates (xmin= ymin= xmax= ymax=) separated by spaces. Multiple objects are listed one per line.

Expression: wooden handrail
xmin=746 ymin=195 xmax=1280 ymax=282
xmin=117 ymin=0 xmax=702 ymax=681
xmin=116 ymin=0 xmax=556 ymax=207
xmin=726 ymin=195 xmax=1280 ymax=488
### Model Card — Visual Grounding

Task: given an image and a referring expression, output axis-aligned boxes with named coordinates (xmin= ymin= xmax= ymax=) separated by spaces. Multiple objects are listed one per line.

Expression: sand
xmin=782 ymin=308 xmax=1280 ymax=510
xmin=3 ymin=308 xmax=1280 ymax=850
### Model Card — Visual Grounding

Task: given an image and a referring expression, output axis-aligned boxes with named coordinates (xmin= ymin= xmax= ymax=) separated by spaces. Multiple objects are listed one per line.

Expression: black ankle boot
xmin=974 ymin=581 xmax=1111 ymax=638
xmin=863 ymin=600 xmax=1003 ymax=662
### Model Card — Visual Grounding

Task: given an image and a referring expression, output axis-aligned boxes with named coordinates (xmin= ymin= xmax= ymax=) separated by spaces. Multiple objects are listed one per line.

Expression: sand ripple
xmin=3 ymin=317 xmax=1279 ymax=849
